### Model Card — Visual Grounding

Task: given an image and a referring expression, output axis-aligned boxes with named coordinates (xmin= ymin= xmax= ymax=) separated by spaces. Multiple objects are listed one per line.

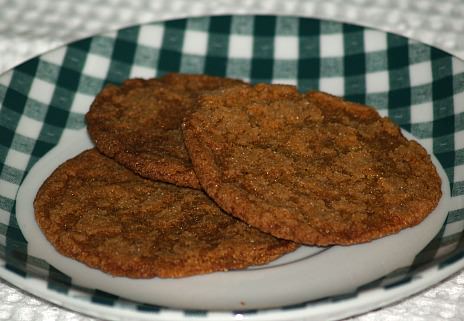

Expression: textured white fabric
xmin=0 ymin=0 xmax=463 ymax=320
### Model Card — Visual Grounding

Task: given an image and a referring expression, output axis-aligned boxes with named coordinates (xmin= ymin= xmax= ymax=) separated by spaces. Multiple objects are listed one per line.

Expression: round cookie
xmin=182 ymin=84 xmax=442 ymax=246
xmin=85 ymin=73 xmax=244 ymax=189
xmin=34 ymin=149 xmax=297 ymax=278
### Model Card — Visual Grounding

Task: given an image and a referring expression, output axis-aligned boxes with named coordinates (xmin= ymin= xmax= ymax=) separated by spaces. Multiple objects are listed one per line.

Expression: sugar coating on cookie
xmin=182 ymin=84 xmax=442 ymax=245
xmin=34 ymin=149 xmax=297 ymax=278
xmin=86 ymin=73 xmax=244 ymax=189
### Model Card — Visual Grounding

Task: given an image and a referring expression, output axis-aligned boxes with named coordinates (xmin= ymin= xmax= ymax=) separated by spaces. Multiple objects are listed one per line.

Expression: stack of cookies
xmin=34 ymin=73 xmax=442 ymax=279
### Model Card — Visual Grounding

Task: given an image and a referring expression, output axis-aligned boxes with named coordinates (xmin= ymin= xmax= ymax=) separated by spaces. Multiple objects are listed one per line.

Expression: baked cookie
xmin=182 ymin=84 xmax=442 ymax=246
xmin=86 ymin=73 xmax=244 ymax=189
xmin=34 ymin=149 xmax=297 ymax=278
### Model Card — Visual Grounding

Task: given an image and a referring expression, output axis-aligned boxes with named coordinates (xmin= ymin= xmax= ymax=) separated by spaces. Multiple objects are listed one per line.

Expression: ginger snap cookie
xmin=34 ymin=149 xmax=297 ymax=278
xmin=85 ymin=73 xmax=244 ymax=189
xmin=182 ymin=84 xmax=442 ymax=246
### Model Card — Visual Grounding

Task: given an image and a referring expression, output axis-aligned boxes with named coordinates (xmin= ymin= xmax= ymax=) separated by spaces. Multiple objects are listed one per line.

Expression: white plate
xmin=15 ymin=128 xmax=450 ymax=312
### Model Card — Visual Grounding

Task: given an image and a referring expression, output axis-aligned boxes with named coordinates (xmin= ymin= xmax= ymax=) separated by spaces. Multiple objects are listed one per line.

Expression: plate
xmin=14 ymin=127 xmax=450 ymax=311
xmin=1 ymin=15 xmax=464 ymax=321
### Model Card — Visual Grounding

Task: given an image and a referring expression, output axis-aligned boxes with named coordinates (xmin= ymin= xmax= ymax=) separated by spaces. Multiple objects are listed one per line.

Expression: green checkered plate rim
xmin=1 ymin=14 xmax=464 ymax=321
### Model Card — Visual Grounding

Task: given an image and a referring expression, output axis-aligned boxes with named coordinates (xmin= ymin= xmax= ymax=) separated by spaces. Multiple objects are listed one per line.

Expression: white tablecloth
xmin=1 ymin=0 xmax=463 ymax=320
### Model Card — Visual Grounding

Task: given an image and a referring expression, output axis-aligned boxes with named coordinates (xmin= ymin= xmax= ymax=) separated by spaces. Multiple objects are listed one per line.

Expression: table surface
xmin=0 ymin=0 xmax=463 ymax=320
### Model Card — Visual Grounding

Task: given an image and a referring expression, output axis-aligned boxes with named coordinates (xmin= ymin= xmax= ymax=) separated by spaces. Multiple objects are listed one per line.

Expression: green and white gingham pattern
xmin=0 ymin=15 xmax=463 ymax=319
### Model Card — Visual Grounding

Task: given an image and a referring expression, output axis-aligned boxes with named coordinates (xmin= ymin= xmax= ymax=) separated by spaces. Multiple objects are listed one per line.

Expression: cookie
xmin=34 ymin=149 xmax=297 ymax=278
xmin=182 ymin=84 xmax=442 ymax=246
xmin=85 ymin=73 xmax=244 ymax=189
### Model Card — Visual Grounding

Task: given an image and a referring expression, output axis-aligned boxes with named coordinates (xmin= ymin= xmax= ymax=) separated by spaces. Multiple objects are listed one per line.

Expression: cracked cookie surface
xmin=86 ymin=73 xmax=244 ymax=189
xmin=182 ymin=85 xmax=442 ymax=245
xmin=34 ymin=149 xmax=297 ymax=278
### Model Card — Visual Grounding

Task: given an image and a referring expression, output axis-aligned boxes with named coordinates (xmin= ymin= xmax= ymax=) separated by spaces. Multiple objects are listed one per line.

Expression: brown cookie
xmin=34 ymin=149 xmax=297 ymax=278
xmin=85 ymin=73 xmax=244 ymax=189
xmin=182 ymin=84 xmax=442 ymax=246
